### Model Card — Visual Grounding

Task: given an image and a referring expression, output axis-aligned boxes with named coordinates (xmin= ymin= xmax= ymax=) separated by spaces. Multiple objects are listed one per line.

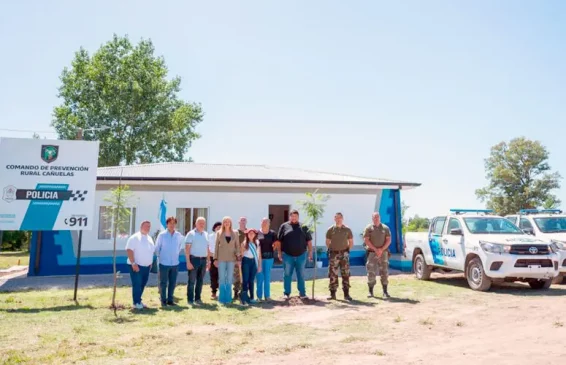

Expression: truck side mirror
xmin=450 ymin=228 xmax=463 ymax=235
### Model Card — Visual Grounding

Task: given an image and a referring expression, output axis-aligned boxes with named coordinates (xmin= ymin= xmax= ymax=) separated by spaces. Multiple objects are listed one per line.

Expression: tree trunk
xmin=111 ymin=227 xmax=118 ymax=316
xmin=311 ymin=225 xmax=317 ymax=300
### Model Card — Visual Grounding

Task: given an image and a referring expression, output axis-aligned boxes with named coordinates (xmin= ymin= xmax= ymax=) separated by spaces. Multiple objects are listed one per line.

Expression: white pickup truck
xmin=404 ymin=209 xmax=561 ymax=291
xmin=505 ymin=209 xmax=566 ymax=284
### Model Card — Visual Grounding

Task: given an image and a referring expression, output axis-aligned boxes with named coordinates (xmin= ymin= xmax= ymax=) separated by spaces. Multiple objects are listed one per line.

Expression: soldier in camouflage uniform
xmin=233 ymin=217 xmax=247 ymax=301
xmin=364 ymin=212 xmax=392 ymax=299
xmin=326 ymin=213 xmax=354 ymax=301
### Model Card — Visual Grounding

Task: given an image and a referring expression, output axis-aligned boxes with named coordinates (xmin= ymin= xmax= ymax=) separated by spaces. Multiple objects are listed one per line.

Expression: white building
xmin=28 ymin=162 xmax=420 ymax=276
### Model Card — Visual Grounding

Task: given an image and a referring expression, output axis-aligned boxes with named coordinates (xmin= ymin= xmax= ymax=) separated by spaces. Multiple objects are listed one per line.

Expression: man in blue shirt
xmin=155 ymin=216 xmax=184 ymax=306
xmin=185 ymin=217 xmax=209 ymax=305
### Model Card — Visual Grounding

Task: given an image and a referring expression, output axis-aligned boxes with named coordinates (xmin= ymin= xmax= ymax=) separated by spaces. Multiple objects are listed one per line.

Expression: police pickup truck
xmin=404 ymin=209 xmax=561 ymax=291
xmin=505 ymin=209 xmax=566 ymax=284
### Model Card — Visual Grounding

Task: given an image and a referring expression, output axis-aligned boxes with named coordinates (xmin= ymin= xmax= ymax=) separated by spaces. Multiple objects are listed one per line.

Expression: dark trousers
xmin=159 ymin=264 xmax=179 ymax=303
xmin=129 ymin=264 xmax=150 ymax=305
xmin=187 ymin=256 xmax=207 ymax=303
xmin=209 ymin=257 xmax=219 ymax=295
xmin=241 ymin=257 xmax=258 ymax=303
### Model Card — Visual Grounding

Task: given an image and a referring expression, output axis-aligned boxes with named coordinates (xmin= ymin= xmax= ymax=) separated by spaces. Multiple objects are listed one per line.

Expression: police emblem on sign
xmin=41 ymin=145 xmax=59 ymax=163
xmin=2 ymin=185 xmax=17 ymax=203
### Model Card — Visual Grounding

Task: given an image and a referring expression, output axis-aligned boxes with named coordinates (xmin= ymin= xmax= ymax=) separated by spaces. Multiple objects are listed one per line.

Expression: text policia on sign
xmin=0 ymin=137 xmax=99 ymax=231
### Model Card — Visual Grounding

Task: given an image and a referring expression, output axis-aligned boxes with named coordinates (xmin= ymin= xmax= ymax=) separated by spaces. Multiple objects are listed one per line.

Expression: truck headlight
xmin=551 ymin=240 xmax=566 ymax=251
xmin=479 ymin=241 xmax=511 ymax=254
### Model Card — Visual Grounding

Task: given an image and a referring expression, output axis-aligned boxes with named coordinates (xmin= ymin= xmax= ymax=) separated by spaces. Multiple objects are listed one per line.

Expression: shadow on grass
xmin=0 ymin=251 xmax=29 ymax=258
xmin=1 ymin=303 xmax=95 ymax=313
xmin=430 ymin=276 xmax=566 ymax=297
xmin=106 ymin=315 xmax=137 ymax=324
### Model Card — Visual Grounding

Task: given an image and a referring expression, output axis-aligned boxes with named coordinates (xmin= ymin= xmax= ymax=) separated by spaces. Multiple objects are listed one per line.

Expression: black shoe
xmin=161 ymin=301 xmax=167 ymax=307
xmin=368 ymin=284 xmax=375 ymax=298
xmin=382 ymin=285 xmax=391 ymax=299
xmin=167 ymin=301 xmax=175 ymax=306
xmin=327 ymin=290 xmax=337 ymax=300
xmin=343 ymin=289 xmax=352 ymax=301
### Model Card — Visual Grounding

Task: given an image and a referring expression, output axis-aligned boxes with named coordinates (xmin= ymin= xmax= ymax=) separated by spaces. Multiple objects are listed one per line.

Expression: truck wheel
xmin=466 ymin=258 xmax=492 ymax=291
xmin=529 ymin=279 xmax=552 ymax=290
xmin=552 ymin=274 xmax=565 ymax=285
xmin=413 ymin=254 xmax=432 ymax=280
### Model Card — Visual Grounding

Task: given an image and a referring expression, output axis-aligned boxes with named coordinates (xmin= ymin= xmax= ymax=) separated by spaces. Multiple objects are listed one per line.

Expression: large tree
xmin=52 ymin=34 xmax=203 ymax=167
xmin=476 ymin=137 xmax=561 ymax=215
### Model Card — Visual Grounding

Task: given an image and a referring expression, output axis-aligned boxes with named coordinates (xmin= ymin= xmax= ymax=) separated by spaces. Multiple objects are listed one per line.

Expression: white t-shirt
xmin=208 ymin=232 xmax=217 ymax=254
xmin=125 ymin=232 xmax=155 ymax=266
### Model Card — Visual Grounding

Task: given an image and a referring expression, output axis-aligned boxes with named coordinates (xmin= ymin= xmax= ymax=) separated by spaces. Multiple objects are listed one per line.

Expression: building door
xmin=269 ymin=205 xmax=290 ymax=265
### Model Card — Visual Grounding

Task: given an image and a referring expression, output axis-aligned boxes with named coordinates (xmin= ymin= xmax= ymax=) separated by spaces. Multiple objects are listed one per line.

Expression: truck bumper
xmin=485 ymin=253 xmax=560 ymax=279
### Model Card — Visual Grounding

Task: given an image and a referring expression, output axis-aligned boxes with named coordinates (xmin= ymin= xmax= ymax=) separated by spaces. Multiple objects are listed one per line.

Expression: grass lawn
xmin=0 ymin=276 xmax=468 ymax=365
xmin=0 ymin=251 xmax=29 ymax=269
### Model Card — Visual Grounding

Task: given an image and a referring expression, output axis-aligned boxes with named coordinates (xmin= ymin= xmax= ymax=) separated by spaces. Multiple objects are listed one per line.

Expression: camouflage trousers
xmin=366 ymin=251 xmax=389 ymax=286
xmin=328 ymin=250 xmax=351 ymax=291
xmin=233 ymin=262 xmax=242 ymax=292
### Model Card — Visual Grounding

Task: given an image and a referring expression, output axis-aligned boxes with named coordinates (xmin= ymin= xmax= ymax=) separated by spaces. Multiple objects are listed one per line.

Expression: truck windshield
xmin=463 ymin=217 xmax=523 ymax=234
xmin=533 ymin=217 xmax=566 ymax=233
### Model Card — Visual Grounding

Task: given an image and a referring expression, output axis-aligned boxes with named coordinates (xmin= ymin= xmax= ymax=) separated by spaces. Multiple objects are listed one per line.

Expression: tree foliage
xmin=406 ymin=215 xmax=430 ymax=232
xmin=52 ymin=34 xmax=203 ymax=167
xmin=476 ymin=137 xmax=561 ymax=215
xmin=104 ymin=184 xmax=134 ymax=313
xmin=1 ymin=231 xmax=30 ymax=251
xmin=296 ymin=190 xmax=330 ymax=300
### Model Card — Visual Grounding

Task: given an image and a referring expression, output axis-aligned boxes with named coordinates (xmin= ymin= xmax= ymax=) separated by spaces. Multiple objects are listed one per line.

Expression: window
xmin=505 ymin=216 xmax=517 ymax=224
xmin=432 ymin=217 xmax=446 ymax=235
xmin=447 ymin=218 xmax=461 ymax=232
xmin=463 ymin=217 xmax=522 ymax=234
xmin=533 ymin=217 xmax=566 ymax=233
xmin=97 ymin=206 xmax=137 ymax=239
xmin=519 ymin=218 xmax=533 ymax=230
xmin=176 ymin=207 xmax=209 ymax=235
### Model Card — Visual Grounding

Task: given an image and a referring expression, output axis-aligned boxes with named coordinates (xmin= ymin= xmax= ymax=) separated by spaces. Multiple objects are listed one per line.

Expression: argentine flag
xmin=158 ymin=196 xmax=167 ymax=229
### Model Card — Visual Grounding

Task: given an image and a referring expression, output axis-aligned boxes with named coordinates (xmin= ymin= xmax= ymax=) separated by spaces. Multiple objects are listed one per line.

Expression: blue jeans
xmin=129 ymin=264 xmax=150 ymax=305
xmin=241 ymin=257 xmax=258 ymax=303
xmin=283 ymin=251 xmax=307 ymax=297
xmin=256 ymin=258 xmax=274 ymax=299
xmin=218 ymin=261 xmax=235 ymax=304
xmin=159 ymin=264 xmax=178 ymax=303
xmin=187 ymin=256 xmax=207 ymax=303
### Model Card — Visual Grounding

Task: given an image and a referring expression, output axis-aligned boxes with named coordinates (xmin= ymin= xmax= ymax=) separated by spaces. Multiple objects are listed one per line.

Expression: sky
xmin=0 ymin=0 xmax=565 ymax=218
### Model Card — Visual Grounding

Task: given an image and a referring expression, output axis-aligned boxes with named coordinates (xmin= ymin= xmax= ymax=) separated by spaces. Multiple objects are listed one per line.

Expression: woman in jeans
xmin=240 ymin=228 xmax=262 ymax=305
xmin=214 ymin=217 xmax=240 ymax=305
xmin=256 ymin=218 xmax=278 ymax=301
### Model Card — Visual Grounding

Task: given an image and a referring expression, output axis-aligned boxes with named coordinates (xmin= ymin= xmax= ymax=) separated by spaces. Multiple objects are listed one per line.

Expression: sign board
xmin=0 ymin=137 xmax=99 ymax=231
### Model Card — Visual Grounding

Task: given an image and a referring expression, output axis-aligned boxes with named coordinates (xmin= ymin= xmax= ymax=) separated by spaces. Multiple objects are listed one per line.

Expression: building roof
xmin=97 ymin=162 xmax=420 ymax=188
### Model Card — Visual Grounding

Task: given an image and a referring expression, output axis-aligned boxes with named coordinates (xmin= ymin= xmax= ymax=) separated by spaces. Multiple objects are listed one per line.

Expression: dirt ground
xmin=2 ymin=273 xmax=566 ymax=365
xmin=231 ymin=273 xmax=566 ymax=365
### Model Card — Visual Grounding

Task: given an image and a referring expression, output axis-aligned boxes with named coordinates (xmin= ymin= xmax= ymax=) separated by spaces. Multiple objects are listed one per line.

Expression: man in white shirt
xmin=185 ymin=217 xmax=209 ymax=305
xmin=208 ymin=221 xmax=222 ymax=300
xmin=126 ymin=221 xmax=155 ymax=310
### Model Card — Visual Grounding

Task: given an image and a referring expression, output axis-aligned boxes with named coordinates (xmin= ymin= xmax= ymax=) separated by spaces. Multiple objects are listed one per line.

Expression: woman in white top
xmin=240 ymin=228 xmax=262 ymax=305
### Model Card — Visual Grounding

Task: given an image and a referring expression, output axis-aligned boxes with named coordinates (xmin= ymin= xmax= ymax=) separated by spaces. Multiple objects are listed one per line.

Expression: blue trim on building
xmin=28 ymin=188 xmax=412 ymax=276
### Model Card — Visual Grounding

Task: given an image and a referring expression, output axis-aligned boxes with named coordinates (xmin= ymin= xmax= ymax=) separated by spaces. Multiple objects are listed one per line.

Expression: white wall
xmin=88 ymin=187 xmax=379 ymax=253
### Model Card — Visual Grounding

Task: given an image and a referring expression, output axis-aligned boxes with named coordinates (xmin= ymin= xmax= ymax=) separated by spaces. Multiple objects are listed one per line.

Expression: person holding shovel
xmin=155 ymin=216 xmax=184 ymax=306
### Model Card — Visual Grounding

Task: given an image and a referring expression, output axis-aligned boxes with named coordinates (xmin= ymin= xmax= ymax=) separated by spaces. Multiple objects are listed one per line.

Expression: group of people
xmin=125 ymin=209 xmax=392 ymax=310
